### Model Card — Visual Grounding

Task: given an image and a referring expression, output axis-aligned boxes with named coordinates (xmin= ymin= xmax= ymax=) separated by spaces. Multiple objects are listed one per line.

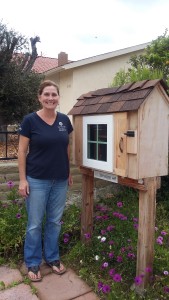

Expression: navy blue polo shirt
xmin=19 ymin=112 xmax=73 ymax=180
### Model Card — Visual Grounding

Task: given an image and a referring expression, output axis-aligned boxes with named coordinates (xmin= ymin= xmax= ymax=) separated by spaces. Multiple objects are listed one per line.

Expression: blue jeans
xmin=24 ymin=176 xmax=68 ymax=267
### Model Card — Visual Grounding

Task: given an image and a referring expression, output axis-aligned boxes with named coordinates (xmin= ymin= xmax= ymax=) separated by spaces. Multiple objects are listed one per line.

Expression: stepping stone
xmin=32 ymin=268 xmax=92 ymax=300
xmin=0 ymin=283 xmax=39 ymax=300
xmin=0 ymin=266 xmax=23 ymax=287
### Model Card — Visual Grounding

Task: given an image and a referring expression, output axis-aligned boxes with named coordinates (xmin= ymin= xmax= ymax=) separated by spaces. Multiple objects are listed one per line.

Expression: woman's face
xmin=38 ymin=85 xmax=59 ymax=110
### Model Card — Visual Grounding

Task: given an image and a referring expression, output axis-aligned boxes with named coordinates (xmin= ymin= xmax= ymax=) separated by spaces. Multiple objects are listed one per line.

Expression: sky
xmin=1 ymin=0 xmax=169 ymax=61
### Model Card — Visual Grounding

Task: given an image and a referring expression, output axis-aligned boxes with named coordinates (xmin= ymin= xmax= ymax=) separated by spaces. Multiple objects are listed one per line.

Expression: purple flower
xmin=64 ymin=233 xmax=70 ymax=238
xmin=95 ymin=215 xmax=102 ymax=220
xmin=109 ymin=268 xmax=115 ymax=277
xmin=107 ymin=225 xmax=115 ymax=231
xmin=113 ymin=212 xmax=120 ymax=217
xmin=117 ymin=256 xmax=123 ymax=263
xmin=101 ymin=229 xmax=107 ymax=235
xmin=102 ymin=215 xmax=109 ymax=220
xmin=7 ymin=181 xmax=15 ymax=188
xmin=98 ymin=281 xmax=103 ymax=291
xmin=156 ymin=236 xmax=163 ymax=245
xmin=145 ymin=266 xmax=152 ymax=273
xmin=117 ymin=201 xmax=123 ymax=207
xmin=113 ymin=273 xmax=122 ymax=282
xmin=134 ymin=276 xmax=143 ymax=286
xmin=84 ymin=233 xmax=91 ymax=239
xmin=108 ymin=252 xmax=114 ymax=258
xmin=127 ymin=252 xmax=135 ymax=259
xmin=63 ymin=237 xmax=69 ymax=243
xmin=100 ymin=206 xmax=108 ymax=212
xmin=121 ymin=247 xmax=126 ymax=253
xmin=16 ymin=213 xmax=21 ymax=219
xmin=133 ymin=217 xmax=138 ymax=222
xmin=121 ymin=215 xmax=127 ymax=220
xmin=161 ymin=231 xmax=167 ymax=235
xmin=109 ymin=240 xmax=114 ymax=245
xmin=102 ymin=284 xmax=111 ymax=293
xmin=164 ymin=286 xmax=169 ymax=293
xmin=134 ymin=223 xmax=138 ymax=230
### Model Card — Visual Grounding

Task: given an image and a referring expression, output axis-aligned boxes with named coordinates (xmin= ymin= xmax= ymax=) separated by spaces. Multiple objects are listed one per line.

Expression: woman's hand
xmin=68 ymin=174 xmax=73 ymax=186
xmin=18 ymin=180 xmax=29 ymax=197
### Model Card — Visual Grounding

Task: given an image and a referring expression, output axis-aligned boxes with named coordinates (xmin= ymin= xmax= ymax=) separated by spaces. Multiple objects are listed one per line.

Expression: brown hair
xmin=38 ymin=80 xmax=60 ymax=96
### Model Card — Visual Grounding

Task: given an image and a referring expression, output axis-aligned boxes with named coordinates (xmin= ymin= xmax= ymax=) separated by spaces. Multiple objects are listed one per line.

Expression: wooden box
xmin=69 ymin=79 xmax=169 ymax=180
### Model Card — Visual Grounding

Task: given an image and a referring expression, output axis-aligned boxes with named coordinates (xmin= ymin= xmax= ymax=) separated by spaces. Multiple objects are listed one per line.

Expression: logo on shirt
xmin=58 ymin=122 xmax=66 ymax=132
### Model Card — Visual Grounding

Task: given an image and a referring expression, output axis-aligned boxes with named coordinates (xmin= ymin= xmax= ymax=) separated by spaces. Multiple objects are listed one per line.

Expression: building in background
xmin=33 ymin=43 xmax=149 ymax=118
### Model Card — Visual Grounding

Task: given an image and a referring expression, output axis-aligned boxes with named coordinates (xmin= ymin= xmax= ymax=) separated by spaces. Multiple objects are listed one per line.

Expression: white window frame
xmin=83 ymin=115 xmax=114 ymax=172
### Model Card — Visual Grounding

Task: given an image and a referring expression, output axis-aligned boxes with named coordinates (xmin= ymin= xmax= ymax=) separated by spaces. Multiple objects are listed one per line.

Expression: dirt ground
xmin=0 ymin=133 xmax=19 ymax=159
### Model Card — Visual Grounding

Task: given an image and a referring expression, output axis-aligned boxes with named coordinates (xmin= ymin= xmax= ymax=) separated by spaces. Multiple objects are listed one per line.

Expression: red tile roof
xmin=68 ymin=79 xmax=169 ymax=116
xmin=32 ymin=56 xmax=58 ymax=73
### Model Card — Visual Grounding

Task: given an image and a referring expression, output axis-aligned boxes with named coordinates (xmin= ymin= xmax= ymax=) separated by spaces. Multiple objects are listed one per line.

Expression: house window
xmin=83 ymin=115 xmax=113 ymax=172
xmin=87 ymin=124 xmax=107 ymax=161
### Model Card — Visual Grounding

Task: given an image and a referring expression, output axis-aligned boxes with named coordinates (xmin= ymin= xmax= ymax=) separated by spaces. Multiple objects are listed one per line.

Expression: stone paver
xmin=0 ymin=264 xmax=100 ymax=300
xmin=0 ymin=283 xmax=39 ymax=300
xmin=32 ymin=268 xmax=92 ymax=300
xmin=0 ymin=266 xmax=23 ymax=287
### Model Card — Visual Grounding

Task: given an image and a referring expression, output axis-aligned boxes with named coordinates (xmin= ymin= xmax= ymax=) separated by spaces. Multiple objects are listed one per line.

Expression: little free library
xmin=69 ymin=79 xmax=169 ymax=289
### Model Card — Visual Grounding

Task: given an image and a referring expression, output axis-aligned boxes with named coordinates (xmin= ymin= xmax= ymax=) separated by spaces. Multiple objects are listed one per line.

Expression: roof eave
xmin=64 ymin=42 xmax=150 ymax=70
xmin=44 ymin=42 xmax=150 ymax=75
xmin=43 ymin=65 xmax=65 ymax=76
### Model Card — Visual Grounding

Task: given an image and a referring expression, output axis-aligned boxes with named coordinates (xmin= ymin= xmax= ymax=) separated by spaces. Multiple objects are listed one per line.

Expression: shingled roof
xmin=68 ymin=79 xmax=168 ymax=116
xmin=32 ymin=56 xmax=58 ymax=73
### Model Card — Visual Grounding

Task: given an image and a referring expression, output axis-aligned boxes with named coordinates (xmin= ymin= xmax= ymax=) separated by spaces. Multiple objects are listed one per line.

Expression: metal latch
xmin=124 ymin=131 xmax=135 ymax=137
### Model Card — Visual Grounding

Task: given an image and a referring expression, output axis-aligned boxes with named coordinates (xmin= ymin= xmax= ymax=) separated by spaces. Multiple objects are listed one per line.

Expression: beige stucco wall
xmin=45 ymin=49 xmax=145 ymax=118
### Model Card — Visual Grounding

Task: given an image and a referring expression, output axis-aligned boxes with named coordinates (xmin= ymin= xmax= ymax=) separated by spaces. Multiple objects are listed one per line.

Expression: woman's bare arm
xmin=18 ymin=135 xmax=30 ymax=197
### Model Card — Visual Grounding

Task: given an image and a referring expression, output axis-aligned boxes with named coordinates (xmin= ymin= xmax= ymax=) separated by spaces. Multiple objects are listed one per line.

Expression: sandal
xmin=47 ymin=260 xmax=66 ymax=275
xmin=28 ymin=266 xmax=42 ymax=282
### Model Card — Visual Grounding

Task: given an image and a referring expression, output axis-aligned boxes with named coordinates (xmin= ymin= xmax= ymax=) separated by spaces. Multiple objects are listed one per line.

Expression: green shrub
xmin=0 ymin=183 xmax=27 ymax=259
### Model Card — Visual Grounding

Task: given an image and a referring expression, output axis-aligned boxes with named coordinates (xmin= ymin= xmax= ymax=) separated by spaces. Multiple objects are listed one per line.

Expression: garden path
xmin=0 ymin=263 xmax=100 ymax=300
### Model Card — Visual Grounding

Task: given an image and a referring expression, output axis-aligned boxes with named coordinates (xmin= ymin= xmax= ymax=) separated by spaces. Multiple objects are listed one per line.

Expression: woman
xmin=18 ymin=80 xmax=73 ymax=281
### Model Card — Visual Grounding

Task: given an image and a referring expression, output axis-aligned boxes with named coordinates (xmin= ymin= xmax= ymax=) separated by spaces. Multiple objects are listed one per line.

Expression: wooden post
xmin=80 ymin=166 xmax=94 ymax=243
xmin=136 ymin=177 xmax=157 ymax=290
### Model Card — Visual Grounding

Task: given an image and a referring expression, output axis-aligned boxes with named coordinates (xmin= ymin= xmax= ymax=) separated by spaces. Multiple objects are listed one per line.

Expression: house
xmin=33 ymin=43 xmax=150 ymax=117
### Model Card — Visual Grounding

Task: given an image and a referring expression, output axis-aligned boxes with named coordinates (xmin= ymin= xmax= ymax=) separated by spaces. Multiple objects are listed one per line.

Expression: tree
xmin=0 ymin=21 xmax=44 ymax=128
xmin=110 ymin=29 xmax=169 ymax=88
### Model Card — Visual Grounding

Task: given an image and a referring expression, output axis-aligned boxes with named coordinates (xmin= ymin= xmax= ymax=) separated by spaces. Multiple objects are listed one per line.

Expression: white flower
xmin=80 ymin=260 xmax=83 ymax=264
xmin=102 ymin=262 xmax=109 ymax=268
xmin=109 ymin=245 xmax=112 ymax=249
xmin=95 ymin=255 xmax=100 ymax=260
xmin=101 ymin=236 xmax=106 ymax=242
xmin=97 ymin=236 xmax=101 ymax=239
xmin=164 ymin=270 xmax=169 ymax=275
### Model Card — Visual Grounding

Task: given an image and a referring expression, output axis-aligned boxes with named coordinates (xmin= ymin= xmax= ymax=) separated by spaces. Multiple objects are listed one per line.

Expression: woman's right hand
xmin=18 ymin=180 xmax=29 ymax=198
